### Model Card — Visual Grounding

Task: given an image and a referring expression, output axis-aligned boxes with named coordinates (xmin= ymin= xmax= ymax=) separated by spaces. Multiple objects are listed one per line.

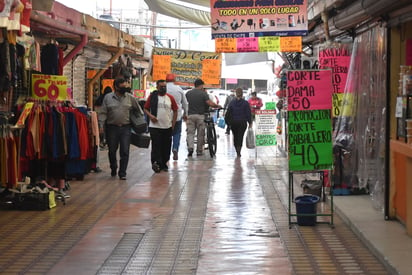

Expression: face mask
xmin=118 ymin=87 xmax=130 ymax=94
xmin=159 ymin=86 xmax=167 ymax=95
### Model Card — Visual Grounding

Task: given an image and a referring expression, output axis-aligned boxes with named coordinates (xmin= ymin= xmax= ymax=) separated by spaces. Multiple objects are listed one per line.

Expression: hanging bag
xmin=224 ymin=107 xmax=233 ymax=125
xmin=217 ymin=117 xmax=226 ymax=129
xmin=130 ymin=104 xmax=147 ymax=134
xmin=246 ymin=127 xmax=256 ymax=149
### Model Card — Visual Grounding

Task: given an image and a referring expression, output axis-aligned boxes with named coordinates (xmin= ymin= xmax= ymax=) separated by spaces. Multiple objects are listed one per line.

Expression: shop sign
xmin=32 ymin=74 xmax=68 ymax=100
xmin=288 ymin=109 xmax=333 ymax=171
xmin=210 ymin=0 xmax=308 ymax=39
xmin=287 ymin=70 xmax=332 ymax=111
xmin=133 ymin=89 xmax=145 ymax=99
xmin=151 ymin=47 xmax=222 ymax=87
xmin=215 ymin=36 xmax=302 ymax=53
xmin=255 ymin=109 xmax=277 ymax=146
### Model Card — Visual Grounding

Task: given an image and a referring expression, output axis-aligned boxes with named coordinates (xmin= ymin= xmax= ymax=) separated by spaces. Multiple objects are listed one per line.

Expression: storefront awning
xmin=144 ymin=0 xmax=211 ymax=26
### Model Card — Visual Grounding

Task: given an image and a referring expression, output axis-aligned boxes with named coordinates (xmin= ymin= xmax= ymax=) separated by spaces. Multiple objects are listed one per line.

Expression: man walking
xmin=223 ymin=89 xmax=236 ymax=134
xmin=185 ymin=78 xmax=222 ymax=157
xmin=98 ymin=77 xmax=142 ymax=180
xmin=144 ymin=79 xmax=178 ymax=173
xmin=166 ymin=73 xmax=188 ymax=160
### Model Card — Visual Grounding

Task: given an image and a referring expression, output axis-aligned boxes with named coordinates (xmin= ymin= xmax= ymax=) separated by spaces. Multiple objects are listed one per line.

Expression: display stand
xmin=288 ymin=170 xmax=334 ymax=228
xmin=285 ymin=69 xmax=335 ymax=228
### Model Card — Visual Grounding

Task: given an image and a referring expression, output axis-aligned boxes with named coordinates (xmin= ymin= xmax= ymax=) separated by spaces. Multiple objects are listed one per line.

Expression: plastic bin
xmin=295 ymin=195 xmax=320 ymax=226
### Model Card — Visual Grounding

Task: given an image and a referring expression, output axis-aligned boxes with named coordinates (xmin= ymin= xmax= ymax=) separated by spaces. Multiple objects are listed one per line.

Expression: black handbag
xmin=224 ymin=107 xmax=233 ymax=125
xmin=130 ymin=105 xmax=147 ymax=134
xmin=130 ymin=132 xmax=151 ymax=148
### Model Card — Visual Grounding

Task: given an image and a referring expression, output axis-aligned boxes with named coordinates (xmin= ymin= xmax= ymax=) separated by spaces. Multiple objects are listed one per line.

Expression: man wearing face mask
xmin=98 ymin=77 xmax=143 ymax=180
xmin=144 ymin=79 xmax=178 ymax=173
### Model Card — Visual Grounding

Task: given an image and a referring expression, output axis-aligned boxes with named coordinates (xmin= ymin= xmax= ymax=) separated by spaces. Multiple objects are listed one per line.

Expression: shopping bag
xmin=130 ymin=105 xmax=147 ymax=134
xmin=130 ymin=131 xmax=151 ymax=148
xmin=217 ymin=117 xmax=225 ymax=129
xmin=246 ymin=127 xmax=255 ymax=149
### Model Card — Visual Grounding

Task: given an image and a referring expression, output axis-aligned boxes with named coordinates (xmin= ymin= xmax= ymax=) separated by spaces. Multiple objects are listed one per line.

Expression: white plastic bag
xmin=246 ymin=127 xmax=255 ymax=149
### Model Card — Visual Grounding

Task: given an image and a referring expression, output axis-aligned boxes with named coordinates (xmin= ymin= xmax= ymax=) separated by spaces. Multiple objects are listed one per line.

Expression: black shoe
xmin=119 ymin=176 xmax=127 ymax=180
xmin=111 ymin=170 xmax=117 ymax=177
xmin=161 ymin=165 xmax=169 ymax=172
xmin=152 ymin=162 xmax=161 ymax=173
xmin=92 ymin=167 xmax=102 ymax=173
xmin=188 ymin=149 xmax=194 ymax=157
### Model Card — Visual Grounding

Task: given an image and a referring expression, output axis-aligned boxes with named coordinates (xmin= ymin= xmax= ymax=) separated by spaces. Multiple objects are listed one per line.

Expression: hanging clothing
xmin=41 ymin=43 xmax=59 ymax=75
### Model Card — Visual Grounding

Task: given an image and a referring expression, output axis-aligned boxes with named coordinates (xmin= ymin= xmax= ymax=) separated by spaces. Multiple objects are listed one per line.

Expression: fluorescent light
xmin=165 ymin=0 xmax=210 ymax=12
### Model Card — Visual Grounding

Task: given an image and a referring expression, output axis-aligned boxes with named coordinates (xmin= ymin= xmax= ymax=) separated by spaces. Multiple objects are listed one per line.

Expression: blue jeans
xmin=106 ymin=124 xmax=131 ymax=177
xmin=172 ymin=120 xmax=182 ymax=152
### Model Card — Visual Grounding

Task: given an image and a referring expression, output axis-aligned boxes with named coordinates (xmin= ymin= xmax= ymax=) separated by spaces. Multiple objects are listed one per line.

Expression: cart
xmin=288 ymin=170 xmax=334 ymax=228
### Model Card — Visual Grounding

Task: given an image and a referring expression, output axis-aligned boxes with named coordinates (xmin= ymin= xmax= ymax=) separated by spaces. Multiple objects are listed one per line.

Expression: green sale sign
xmin=288 ymin=109 xmax=333 ymax=171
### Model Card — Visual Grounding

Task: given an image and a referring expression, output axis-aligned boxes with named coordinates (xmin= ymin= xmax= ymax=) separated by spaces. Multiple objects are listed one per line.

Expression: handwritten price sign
xmin=15 ymin=102 xmax=34 ymax=127
xmin=288 ymin=109 xmax=333 ymax=171
xmin=32 ymin=74 xmax=68 ymax=100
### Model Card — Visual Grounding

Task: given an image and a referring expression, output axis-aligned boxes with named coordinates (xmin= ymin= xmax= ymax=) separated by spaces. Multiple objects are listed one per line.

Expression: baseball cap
xmin=166 ymin=73 xmax=175 ymax=82
xmin=194 ymin=78 xmax=204 ymax=87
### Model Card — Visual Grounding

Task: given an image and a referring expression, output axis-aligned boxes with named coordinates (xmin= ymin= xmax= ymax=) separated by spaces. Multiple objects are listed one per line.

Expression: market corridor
xmin=0 ymin=128 xmax=392 ymax=274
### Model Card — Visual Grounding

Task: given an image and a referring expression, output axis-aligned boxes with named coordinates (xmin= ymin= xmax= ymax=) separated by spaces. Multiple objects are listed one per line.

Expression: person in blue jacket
xmin=226 ymin=87 xmax=253 ymax=157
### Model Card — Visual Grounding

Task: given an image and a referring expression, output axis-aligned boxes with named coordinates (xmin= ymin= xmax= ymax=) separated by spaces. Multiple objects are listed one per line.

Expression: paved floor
xmin=0 ymin=126 xmax=407 ymax=274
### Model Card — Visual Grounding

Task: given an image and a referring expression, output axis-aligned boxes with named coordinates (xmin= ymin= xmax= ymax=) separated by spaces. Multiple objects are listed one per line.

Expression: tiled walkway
xmin=0 ymin=127 xmax=398 ymax=274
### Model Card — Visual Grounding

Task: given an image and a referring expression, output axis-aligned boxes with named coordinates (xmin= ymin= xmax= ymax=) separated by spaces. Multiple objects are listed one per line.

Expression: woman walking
xmin=226 ymin=88 xmax=253 ymax=157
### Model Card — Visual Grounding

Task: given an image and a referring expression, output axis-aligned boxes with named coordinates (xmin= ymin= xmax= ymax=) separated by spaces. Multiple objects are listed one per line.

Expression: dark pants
xmin=225 ymin=124 xmax=231 ymax=133
xmin=106 ymin=124 xmax=131 ymax=177
xmin=149 ymin=127 xmax=173 ymax=169
xmin=231 ymin=120 xmax=247 ymax=148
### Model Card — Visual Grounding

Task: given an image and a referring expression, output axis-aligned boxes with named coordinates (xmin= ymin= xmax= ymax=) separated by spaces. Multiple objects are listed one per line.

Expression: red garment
xmin=19 ymin=0 xmax=32 ymax=35
xmin=248 ymin=97 xmax=263 ymax=114
xmin=74 ymin=110 xmax=89 ymax=160
xmin=25 ymin=105 xmax=36 ymax=159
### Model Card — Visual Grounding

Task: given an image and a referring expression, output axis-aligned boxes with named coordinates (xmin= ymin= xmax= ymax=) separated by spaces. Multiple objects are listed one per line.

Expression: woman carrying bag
xmin=226 ymin=88 xmax=253 ymax=157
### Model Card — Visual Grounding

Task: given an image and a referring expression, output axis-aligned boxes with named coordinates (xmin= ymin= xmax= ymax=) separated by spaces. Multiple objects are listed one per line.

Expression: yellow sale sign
xmin=32 ymin=74 xmax=68 ymax=101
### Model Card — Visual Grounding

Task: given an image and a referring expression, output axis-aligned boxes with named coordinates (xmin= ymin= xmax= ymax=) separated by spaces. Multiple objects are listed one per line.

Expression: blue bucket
xmin=295 ymin=195 xmax=320 ymax=226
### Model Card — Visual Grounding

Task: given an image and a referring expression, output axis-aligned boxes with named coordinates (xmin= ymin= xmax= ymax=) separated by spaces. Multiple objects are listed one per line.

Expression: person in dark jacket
xmin=226 ymin=87 xmax=252 ymax=157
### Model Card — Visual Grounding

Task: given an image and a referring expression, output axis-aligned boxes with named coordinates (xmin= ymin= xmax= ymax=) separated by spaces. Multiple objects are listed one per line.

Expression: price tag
xmin=15 ymin=102 xmax=34 ymax=127
xmin=215 ymin=38 xmax=237 ymax=53
xmin=32 ymin=74 xmax=68 ymax=100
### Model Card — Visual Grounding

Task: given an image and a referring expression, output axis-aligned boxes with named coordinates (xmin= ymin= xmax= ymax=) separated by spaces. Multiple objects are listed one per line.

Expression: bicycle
xmin=204 ymin=108 xmax=220 ymax=158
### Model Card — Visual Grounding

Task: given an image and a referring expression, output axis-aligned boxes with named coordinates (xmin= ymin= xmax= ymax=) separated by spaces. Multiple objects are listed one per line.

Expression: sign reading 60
xmin=32 ymin=74 xmax=68 ymax=101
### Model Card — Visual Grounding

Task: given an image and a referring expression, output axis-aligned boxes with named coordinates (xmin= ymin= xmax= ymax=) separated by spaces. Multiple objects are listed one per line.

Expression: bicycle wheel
xmin=207 ymin=126 xmax=217 ymax=157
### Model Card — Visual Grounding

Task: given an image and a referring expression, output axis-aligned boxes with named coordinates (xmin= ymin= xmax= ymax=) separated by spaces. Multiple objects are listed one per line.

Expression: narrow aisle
xmin=197 ymin=156 xmax=292 ymax=274
xmin=0 ymin=123 xmax=394 ymax=275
